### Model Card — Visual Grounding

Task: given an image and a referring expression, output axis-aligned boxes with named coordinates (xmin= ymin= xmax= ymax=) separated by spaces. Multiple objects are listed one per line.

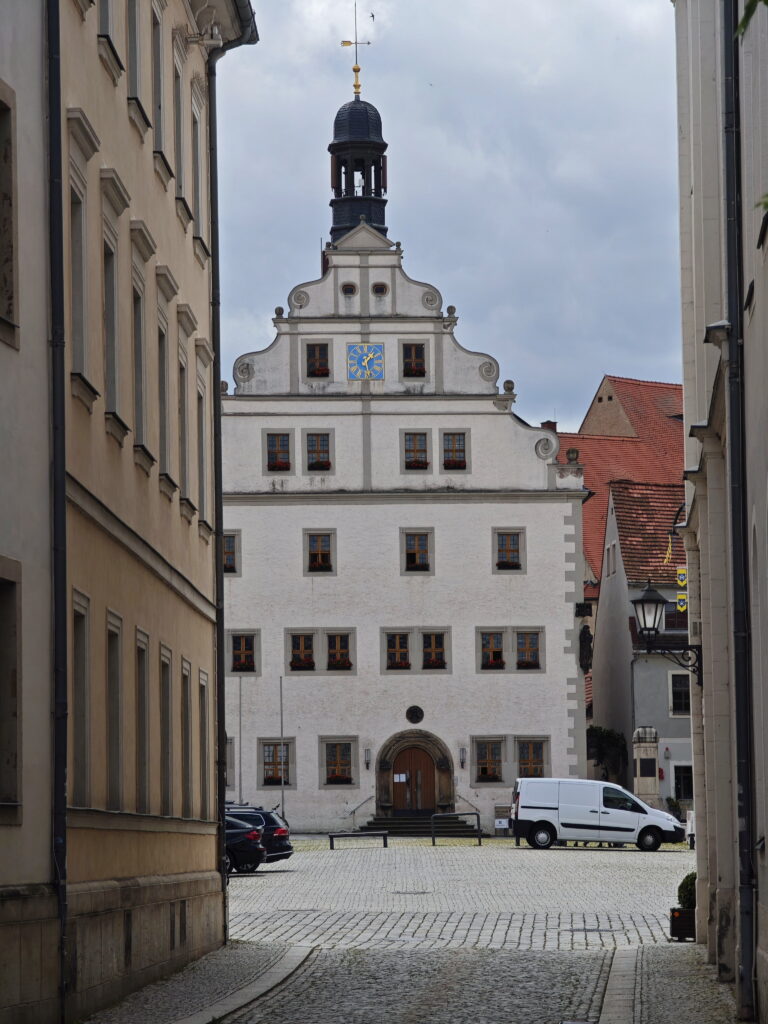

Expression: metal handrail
xmin=431 ymin=811 xmax=482 ymax=847
xmin=347 ymin=794 xmax=374 ymax=829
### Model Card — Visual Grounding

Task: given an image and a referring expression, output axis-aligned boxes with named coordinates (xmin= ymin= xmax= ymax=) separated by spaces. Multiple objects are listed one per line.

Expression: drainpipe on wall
xmin=721 ymin=0 xmax=755 ymax=1016
xmin=207 ymin=5 xmax=258 ymax=930
xmin=47 ymin=1 xmax=68 ymax=1020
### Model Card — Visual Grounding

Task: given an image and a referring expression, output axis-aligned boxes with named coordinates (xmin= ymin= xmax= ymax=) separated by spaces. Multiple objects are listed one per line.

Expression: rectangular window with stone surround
xmin=306 ymin=342 xmax=329 ymax=377
xmin=404 ymin=432 xmax=429 ymax=470
xmin=517 ymin=739 xmax=546 ymax=777
xmin=262 ymin=741 xmax=291 ymax=786
xmin=474 ymin=739 xmax=503 ymax=783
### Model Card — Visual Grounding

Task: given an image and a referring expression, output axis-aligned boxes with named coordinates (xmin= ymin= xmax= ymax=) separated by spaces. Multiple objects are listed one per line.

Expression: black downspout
xmin=47 ymin=1 xmax=68 ymax=1021
xmin=722 ymin=0 xmax=755 ymax=1017
xmin=207 ymin=13 xmax=257 ymax=927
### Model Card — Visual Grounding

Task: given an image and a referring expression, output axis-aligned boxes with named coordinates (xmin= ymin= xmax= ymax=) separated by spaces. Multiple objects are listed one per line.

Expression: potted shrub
xmin=670 ymin=871 xmax=697 ymax=941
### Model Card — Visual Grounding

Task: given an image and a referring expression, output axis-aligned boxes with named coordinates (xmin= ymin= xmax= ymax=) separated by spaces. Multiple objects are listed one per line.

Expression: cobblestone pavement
xmin=225 ymin=946 xmax=613 ymax=1024
xmin=88 ymin=840 xmax=734 ymax=1024
xmin=229 ymin=839 xmax=694 ymax=951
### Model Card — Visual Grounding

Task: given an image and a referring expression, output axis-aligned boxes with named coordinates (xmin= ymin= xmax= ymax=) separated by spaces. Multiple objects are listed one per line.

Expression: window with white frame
xmin=670 ymin=672 xmax=691 ymax=716
xmin=151 ymin=5 xmax=164 ymax=151
xmin=674 ymin=763 xmax=693 ymax=801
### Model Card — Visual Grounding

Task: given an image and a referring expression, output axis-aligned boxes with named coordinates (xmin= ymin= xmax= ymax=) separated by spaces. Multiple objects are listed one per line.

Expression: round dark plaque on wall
xmin=405 ymin=706 xmax=424 ymax=723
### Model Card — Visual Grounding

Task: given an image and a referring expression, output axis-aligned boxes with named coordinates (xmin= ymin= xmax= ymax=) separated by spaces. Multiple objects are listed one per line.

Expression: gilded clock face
xmin=347 ymin=343 xmax=385 ymax=381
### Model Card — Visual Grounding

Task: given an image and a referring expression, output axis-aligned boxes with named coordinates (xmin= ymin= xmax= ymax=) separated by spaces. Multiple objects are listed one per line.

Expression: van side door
xmin=599 ymin=786 xmax=645 ymax=843
xmin=558 ymin=782 xmax=601 ymax=841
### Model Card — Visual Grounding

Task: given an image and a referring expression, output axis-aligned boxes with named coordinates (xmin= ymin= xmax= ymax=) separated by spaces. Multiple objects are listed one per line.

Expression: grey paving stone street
xmin=228 ymin=839 xmax=692 ymax=951
xmin=87 ymin=840 xmax=737 ymax=1024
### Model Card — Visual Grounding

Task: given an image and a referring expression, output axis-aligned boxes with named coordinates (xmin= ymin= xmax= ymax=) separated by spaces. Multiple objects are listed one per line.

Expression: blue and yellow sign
xmin=347 ymin=343 xmax=384 ymax=381
xmin=677 ymin=593 xmax=688 ymax=613
xmin=677 ymin=566 xmax=688 ymax=588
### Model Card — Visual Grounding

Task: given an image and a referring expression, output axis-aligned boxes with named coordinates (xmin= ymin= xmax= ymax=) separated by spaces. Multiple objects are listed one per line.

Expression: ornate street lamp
xmin=631 ymin=580 xmax=702 ymax=683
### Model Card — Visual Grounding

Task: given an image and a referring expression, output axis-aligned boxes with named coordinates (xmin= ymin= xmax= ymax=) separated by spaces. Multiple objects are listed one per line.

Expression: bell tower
xmin=328 ymin=66 xmax=388 ymax=242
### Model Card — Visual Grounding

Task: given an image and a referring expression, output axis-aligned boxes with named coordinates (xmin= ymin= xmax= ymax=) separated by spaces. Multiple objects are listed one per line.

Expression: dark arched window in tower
xmin=328 ymin=95 xmax=388 ymax=242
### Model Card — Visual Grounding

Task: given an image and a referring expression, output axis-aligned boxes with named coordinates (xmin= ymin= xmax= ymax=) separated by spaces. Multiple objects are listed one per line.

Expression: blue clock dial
xmin=347 ymin=343 xmax=385 ymax=380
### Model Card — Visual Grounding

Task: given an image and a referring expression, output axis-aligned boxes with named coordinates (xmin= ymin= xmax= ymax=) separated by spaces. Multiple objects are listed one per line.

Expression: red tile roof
xmin=610 ymin=480 xmax=686 ymax=586
xmin=558 ymin=377 xmax=684 ymax=586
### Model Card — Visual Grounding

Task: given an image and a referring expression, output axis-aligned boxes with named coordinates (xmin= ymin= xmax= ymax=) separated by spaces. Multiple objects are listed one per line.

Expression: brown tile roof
xmin=610 ymin=480 xmax=686 ymax=587
xmin=558 ymin=377 xmax=684 ymax=586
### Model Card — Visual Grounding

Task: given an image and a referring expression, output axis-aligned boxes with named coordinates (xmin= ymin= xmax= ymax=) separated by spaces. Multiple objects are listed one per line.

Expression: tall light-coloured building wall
xmin=224 ymin=217 xmax=587 ymax=833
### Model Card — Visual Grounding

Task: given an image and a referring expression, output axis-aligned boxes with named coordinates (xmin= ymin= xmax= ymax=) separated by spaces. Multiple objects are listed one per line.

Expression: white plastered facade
xmin=223 ymin=222 xmax=587 ymax=832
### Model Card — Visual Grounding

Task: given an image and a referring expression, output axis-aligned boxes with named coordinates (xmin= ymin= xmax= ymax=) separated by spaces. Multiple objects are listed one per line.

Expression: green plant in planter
xmin=678 ymin=871 xmax=697 ymax=910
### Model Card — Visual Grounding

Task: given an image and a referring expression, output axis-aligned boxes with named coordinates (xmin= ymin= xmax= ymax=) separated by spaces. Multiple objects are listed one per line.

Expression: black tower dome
xmin=329 ymin=94 xmax=388 ymax=242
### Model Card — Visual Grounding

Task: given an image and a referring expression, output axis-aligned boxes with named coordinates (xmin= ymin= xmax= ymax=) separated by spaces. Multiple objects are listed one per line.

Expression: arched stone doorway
xmin=376 ymin=730 xmax=454 ymax=818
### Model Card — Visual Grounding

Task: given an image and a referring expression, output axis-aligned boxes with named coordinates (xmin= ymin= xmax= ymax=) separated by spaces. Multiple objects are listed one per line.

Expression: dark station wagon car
xmin=224 ymin=816 xmax=267 ymax=873
xmin=225 ymin=805 xmax=294 ymax=863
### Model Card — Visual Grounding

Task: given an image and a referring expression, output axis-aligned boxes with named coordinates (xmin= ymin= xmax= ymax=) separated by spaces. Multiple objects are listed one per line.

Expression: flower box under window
xmin=482 ymin=660 xmax=506 ymax=670
xmin=290 ymin=658 xmax=315 ymax=671
xmin=308 ymin=562 xmax=333 ymax=572
xmin=404 ymin=459 xmax=429 ymax=470
xmin=476 ymin=773 xmax=503 ymax=783
xmin=423 ymin=657 xmax=446 ymax=670
xmin=328 ymin=657 xmax=353 ymax=670
xmin=269 ymin=460 xmax=291 ymax=472
xmin=443 ymin=458 xmax=466 ymax=470
xmin=326 ymin=774 xmax=353 ymax=785
xmin=308 ymin=459 xmax=332 ymax=471
xmin=517 ymin=660 xmax=540 ymax=670
xmin=403 ymin=366 xmax=426 ymax=378
xmin=307 ymin=367 xmax=330 ymax=378
xmin=232 ymin=659 xmax=255 ymax=672
xmin=387 ymin=660 xmax=411 ymax=670
xmin=406 ymin=563 xmax=430 ymax=572
xmin=263 ymin=776 xmax=286 ymax=786
xmin=496 ymin=560 xmax=522 ymax=570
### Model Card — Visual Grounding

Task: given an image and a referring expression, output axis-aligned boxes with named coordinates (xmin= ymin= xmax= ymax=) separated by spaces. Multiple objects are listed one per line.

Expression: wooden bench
xmin=328 ymin=830 xmax=388 ymax=850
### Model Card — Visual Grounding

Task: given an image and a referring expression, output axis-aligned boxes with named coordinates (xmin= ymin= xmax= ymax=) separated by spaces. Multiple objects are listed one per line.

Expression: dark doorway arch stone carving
xmin=376 ymin=729 xmax=454 ymax=818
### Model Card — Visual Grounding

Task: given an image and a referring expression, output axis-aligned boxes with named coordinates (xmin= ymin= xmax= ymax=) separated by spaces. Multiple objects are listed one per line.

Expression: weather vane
xmin=341 ymin=3 xmax=372 ymax=95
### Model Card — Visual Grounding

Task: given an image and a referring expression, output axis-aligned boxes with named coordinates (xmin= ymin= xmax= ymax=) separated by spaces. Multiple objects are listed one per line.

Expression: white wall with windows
xmin=223 ymin=224 xmax=587 ymax=832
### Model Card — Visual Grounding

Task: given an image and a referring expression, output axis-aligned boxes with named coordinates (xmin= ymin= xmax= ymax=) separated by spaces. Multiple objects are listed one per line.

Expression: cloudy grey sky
xmin=216 ymin=0 xmax=680 ymax=431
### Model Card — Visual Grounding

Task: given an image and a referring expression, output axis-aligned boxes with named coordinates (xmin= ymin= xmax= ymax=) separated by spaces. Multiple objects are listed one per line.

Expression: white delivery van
xmin=511 ymin=777 xmax=685 ymax=851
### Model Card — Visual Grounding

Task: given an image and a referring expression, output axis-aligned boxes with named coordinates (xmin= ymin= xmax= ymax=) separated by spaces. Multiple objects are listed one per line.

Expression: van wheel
xmin=527 ymin=823 xmax=556 ymax=849
xmin=636 ymin=827 xmax=661 ymax=852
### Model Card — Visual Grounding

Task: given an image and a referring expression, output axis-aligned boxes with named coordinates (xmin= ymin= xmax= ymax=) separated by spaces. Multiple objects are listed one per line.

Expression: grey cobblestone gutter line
xmin=598 ymin=949 xmax=637 ymax=1024
xmin=174 ymin=946 xmax=313 ymax=1024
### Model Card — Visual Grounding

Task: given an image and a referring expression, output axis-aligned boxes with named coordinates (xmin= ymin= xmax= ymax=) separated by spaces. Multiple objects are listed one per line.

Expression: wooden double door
xmin=393 ymin=747 xmax=436 ymax=814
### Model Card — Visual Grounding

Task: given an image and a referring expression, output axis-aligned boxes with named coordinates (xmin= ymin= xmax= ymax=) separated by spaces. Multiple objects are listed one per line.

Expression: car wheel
xmin=527 ymin=823 xmax=556 ymax=849
xmin=237 ymin=861 xmax=259 ymax=873
xmin=224 ymin=850 xmax=234 ymax=874
xmin=636 ymin=827 xmax=662 ymax=852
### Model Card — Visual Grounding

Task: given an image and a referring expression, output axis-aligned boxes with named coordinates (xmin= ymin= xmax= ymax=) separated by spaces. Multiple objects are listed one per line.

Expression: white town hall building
xmin=222 ymin=80 xmax=587 ymax=833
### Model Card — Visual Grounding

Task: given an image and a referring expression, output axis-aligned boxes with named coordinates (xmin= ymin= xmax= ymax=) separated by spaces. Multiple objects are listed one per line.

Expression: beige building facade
xmin=675 ymin=0 xmax=768 ymax=1018
xmin=0 ymin=2 xmax=256 ymax=1021
xmin=0 ymin=4 xmax=58 ymax=1022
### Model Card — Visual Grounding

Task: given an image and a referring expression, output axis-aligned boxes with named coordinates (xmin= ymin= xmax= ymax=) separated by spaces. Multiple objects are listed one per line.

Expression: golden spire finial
xmin=340 ymin=2 xmax=371 ymax=96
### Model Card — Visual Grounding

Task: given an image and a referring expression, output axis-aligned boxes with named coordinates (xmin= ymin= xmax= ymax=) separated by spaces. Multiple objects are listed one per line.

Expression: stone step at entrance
xmin=359 ymin=814 xmax=482 ymax=838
